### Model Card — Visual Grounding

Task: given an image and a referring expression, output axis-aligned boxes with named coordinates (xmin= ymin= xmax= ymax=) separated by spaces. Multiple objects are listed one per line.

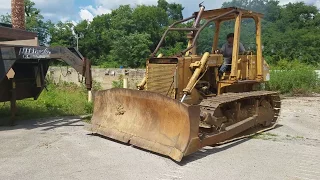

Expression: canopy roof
xmin=194 ymin=7 xmax=264 ymax=22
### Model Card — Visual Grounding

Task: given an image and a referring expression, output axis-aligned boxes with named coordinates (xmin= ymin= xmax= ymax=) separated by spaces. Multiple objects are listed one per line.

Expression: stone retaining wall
xmin=48 ymin=67 xmax=145 ymax=90
xmin=48 ymin=67 xmax=320 ymax=90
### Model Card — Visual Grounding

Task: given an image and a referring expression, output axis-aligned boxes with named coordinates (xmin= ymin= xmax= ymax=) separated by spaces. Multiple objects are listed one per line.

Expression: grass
xmin=0 ymin=81 xmax=95 ymax=123
xmin=264 ymin=133 xmax=278 ymax=137
xmin=253 ymin=133 xmax=305 ymax=142
xmin=285 ymin=135 xmax=305 ymax=140
xmin=82 ymin=115 xmax=93 ymax=123
xmin=112 ymin=75 xmax=124 ymax=88
xmin=252 ymin=132 xmax=279 ymax=141
xmin=266 ymin=59 xmax=320 ymax=96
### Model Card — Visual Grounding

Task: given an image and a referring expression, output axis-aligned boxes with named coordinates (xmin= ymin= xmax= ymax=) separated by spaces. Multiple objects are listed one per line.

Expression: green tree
xmin=110 ymin=5 xmax=135 ymax=35
xmin=158 ymin=0 xmax=184 ymax=21
xmin=0 ymin=14 xmax=11 ymax=24
xmin=132 ymin=5 xmax=168 ymax=49
xmin=49 ymin=21 xmax=75 ymax=47
xmin=73 ymin=14 xmax=112 ymax=65
xmin=24 ymin=0 xmax=52 ymax=45
xmin=157 ymin=0 xmax=169 ymax=11
xmin=107 ymin=33 xmax=152 ymax=68
xmin=167 ymin=3 xmax=184 ymax=20
xmin=196 ymin=22 xmax=215 ymax=54
xmin=263 ymin=2 xmax=320 ymax=64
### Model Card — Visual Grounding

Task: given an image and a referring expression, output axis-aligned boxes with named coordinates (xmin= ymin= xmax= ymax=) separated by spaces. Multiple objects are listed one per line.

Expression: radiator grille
xmin=146 ymin=64 xmax=177 ymax=98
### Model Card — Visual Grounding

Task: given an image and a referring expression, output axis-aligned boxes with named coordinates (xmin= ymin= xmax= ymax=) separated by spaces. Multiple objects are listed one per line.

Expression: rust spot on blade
xmin=115 ymin=104 xmax=126 ymax=116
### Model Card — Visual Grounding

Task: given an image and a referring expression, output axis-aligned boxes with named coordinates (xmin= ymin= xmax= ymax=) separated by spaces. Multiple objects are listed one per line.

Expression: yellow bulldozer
xmin=90 ymin=6 xmax=281 ymax=162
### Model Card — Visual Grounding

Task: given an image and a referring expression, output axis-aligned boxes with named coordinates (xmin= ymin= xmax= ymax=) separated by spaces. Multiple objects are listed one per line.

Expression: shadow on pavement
xmin=178 ymin=124 xmax=284 ymax=165
xmin=88 ymin=133 xmax=130 ymax=146
xmin=89 ymin=132 xmax=251 ymax=165
xmin=178 ymin=139 xmax=249 ymax=165
xmin=87 ymin=123 xmax=284 ymax=165
xmin=0 ymin=116 xmax=85 ymax=131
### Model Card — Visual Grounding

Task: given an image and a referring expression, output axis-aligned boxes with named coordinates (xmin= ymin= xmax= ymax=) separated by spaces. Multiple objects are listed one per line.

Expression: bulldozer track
xmin=199 ymin=91 xmax=281 ymax=145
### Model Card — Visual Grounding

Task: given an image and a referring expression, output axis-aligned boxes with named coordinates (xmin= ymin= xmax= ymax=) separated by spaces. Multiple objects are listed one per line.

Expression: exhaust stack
xmin=11 ymin=0 xmax=25 ymax=30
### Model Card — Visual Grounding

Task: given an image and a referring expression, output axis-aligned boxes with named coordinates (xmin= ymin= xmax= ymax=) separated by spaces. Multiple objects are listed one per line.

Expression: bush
xmin=101 ymin=61 xmax=120 ymax=68
xmin=266 ymin=59 xmax=320 ymax=95
xmin=0 ymin=81 xmax=92 ymax=121
xmin=112 ymin=75 xmax=124 ymax=88
xmin=84 ymin=101 xmax=93 ymax=114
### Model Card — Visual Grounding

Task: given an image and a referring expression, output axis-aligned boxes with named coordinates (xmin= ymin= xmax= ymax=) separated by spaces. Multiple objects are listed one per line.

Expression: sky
xmin=0 ymin=0 xmax=319 ymax=23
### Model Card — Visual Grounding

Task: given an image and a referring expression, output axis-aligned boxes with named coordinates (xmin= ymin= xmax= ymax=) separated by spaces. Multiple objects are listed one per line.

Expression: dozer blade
xmin=90 ymin=88 xmax=201 ymax=162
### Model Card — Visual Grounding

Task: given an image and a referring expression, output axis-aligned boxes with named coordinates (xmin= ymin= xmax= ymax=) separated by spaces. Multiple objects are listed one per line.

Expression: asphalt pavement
xmin=0 ymin=97 xmax=319 ymax=180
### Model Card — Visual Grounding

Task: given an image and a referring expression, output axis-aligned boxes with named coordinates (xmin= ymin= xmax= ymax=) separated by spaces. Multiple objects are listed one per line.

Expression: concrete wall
xmin=48 ymin=67 xmax=145 ymax=90
xmin=48 ymin=67 xmax=320 ymax=90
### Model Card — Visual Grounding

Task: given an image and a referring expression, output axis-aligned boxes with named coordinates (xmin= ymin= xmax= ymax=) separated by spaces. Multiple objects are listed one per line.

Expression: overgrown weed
xmin=266 ymin=59 xmax=320 ymax=95
xmin=0 ymin=80 xmax=95 ymax=122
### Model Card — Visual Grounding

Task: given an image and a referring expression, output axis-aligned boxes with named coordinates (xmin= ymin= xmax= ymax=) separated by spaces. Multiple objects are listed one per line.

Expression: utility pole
xmin=74 ymin=33 xmax=91 ymax=102
xmin=75 ymin=34 xmax=83 ymax=50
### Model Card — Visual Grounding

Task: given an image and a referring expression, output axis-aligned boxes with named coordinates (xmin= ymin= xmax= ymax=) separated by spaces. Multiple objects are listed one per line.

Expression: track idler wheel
xmin=257 ymin=100 xmax=275 ymax=127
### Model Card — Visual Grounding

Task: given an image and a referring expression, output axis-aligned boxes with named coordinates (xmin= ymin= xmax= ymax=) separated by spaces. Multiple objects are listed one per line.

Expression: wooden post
xmin=84 ymin=58 xmax=93 ymax=102
xmin=88 ymin=90 xmax=92 ymax=102
xmin=230 ymin=12 xmax=242 ymax=80
xmin=123 ymin=78 xmax=128 ymax=89
xmin=10 ymin=78 xmax=16 ymax=125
